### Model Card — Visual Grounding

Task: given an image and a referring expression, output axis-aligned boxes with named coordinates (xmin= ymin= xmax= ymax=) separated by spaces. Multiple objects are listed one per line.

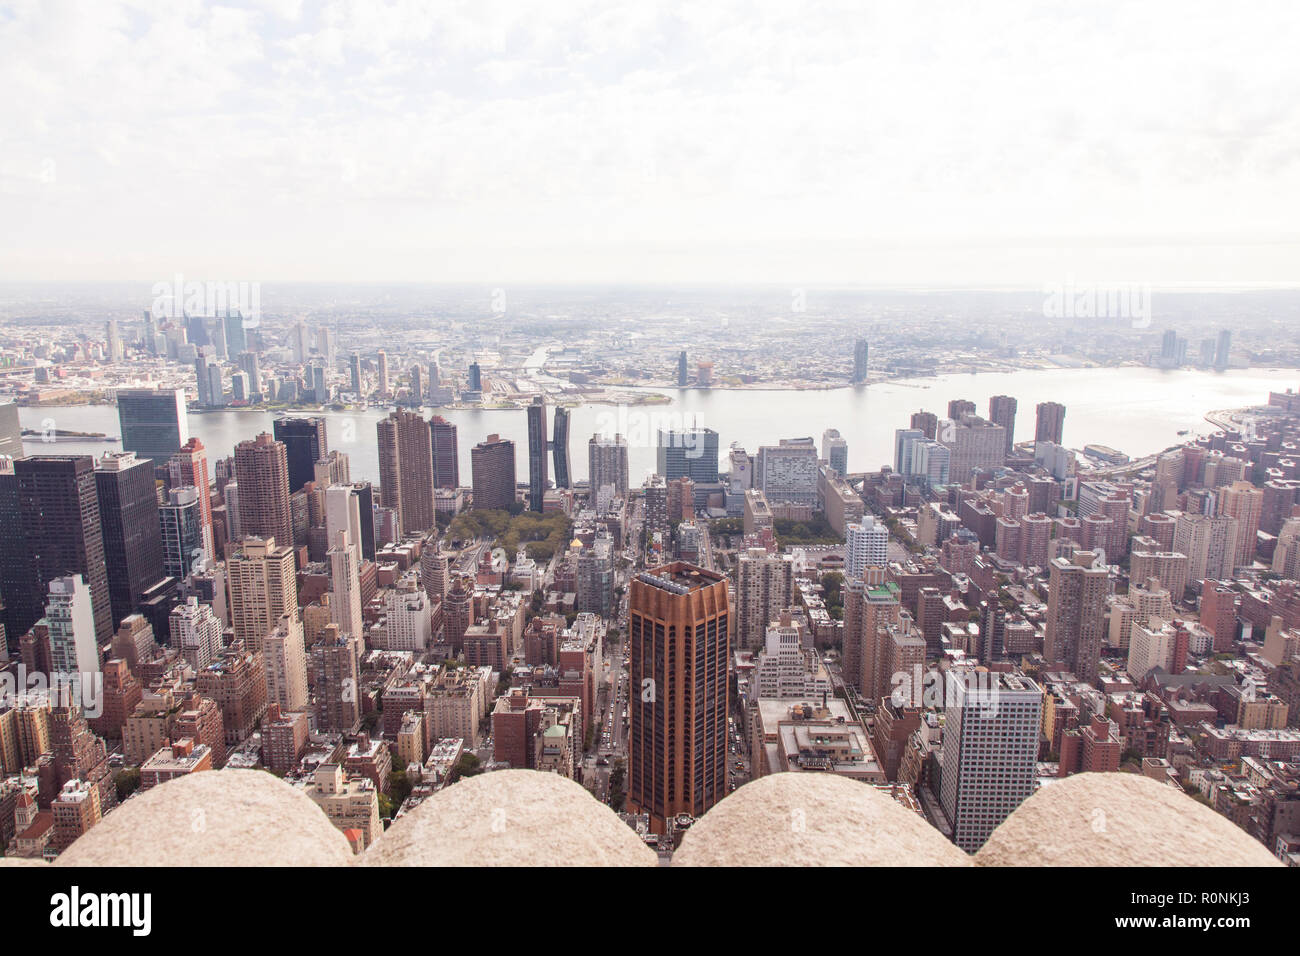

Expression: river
xmin=17 ymin=367 xmax=1299 ymax=485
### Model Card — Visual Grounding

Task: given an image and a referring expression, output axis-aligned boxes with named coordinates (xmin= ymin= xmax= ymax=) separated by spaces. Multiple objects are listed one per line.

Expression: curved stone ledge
xmin=53 ymin=770 xmax=355 ymax=867
xmin=672 ymin=774 xmax=971 ymax=867
xmin=975 ymin=773 xmax=1283 ymax=868
xmin=361 ymin=769 xmax=657 ymax=867
xmin=27 ymin=766 xmax=1286 ymax=867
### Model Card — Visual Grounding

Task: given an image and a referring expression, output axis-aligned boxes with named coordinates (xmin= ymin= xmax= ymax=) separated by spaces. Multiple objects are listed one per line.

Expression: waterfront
xmin=18 ymin=366 xmax=1299 ymax=486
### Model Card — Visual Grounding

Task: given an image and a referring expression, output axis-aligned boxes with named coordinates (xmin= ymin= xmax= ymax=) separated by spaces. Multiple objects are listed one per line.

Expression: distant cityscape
xmin=2 ymin=285 xmax=1300 ymax=864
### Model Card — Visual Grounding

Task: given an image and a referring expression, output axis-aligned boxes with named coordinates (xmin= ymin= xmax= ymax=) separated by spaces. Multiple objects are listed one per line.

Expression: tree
xmin=388 ymin=769 xmax=413 ymax=807
xmin=114 ymin=767 xmax=141 ymax=803
xmin=454 ymin=752 xmax=484 ymax=780
xmin=607 ymin=758 xmax=627 ymax=810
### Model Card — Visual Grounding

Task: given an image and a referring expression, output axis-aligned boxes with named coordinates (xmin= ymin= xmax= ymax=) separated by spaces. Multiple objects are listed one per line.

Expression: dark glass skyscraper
xmin=527 ymin=397 xmax=549 ymax=512
xmin=552 ymin=406 xmax=571 ymax=489
xmin=429 ymin=416 xmax=460 ymax=489
xmin=116 ymin=387 xmax=189 ymax=466
xmin=95 ymin=451 xmax=166 ymax=629
xmin=656 ymin=427 xmax=720 ymax=482
xmin=853 ymin=338 xmax=868 ymax=384
xmin=677 ymin=350 xmax=688 ymax=387
xmin=273 ymin=416 xmax=328 ymax=494
xmin=0 ymin=455 xmax=113 ymax=642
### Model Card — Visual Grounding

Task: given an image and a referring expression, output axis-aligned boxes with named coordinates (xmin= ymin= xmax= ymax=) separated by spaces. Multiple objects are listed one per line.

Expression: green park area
xmin=447 ymin=508 xmax=573 ymax=561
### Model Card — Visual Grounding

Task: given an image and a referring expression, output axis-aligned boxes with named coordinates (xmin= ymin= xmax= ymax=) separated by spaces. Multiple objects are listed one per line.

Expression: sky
xmin=2 ymin=0 xmax=1299 ymax=286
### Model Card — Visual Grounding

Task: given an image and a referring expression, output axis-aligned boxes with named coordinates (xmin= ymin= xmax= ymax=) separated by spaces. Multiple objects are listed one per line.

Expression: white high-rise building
xmin=325 ymin=485 xmax=363 ymax=564
xmin=754 ymin=613 xmax=831 ymax=700
xmin=845 ymin=517 xmax=889 ymax=580
xmin=939 ymin=671 xmax=1042 ymax=852
xmin=329 ymin=529 xmax=364 ymax=641
xmin=1126 ymin=618 xmax=1178 ymax=682
xmin=384 ymin=577 xmax=432 ymax=652
xmin=170 ymin=596 xmax=223 ymax=671
xmin=263 ymin=612 xmax=309 ymax=713
xmin=45 ymin=576 xmax=100 ymax=700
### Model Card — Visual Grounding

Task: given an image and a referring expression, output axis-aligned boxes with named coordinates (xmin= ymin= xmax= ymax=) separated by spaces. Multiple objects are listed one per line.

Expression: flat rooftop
xmin=638 ymin=563 xmax=726 ymax=593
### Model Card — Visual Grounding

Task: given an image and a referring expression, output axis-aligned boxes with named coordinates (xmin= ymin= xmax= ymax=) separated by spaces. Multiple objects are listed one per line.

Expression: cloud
xmin=1 ymin=0 xmax=1299 ymax=282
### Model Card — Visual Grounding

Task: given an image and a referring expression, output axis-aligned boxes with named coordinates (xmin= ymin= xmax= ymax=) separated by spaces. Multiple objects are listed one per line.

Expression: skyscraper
xmin=677 ymin=350 xmax=688 ymax=387
xmin=94 ymin=451 xmax=166 ymax=630
xmin=273 ymin=417 xmax=328 ymax=495
xmin=349 ymin=351 xmax=362 ymax=394
xmin=328 ymin=530 xmax=364 ymax=641
xmin=755 ymin=437 xmax=819 ymax=506
xmin=116 ymin=388 xmax=189 ymax=466
xmin=845 ymin=517 xmax=889 ymax=579
xmin=734 ymin=548 xmax=794 ymax=650
xmin=2 ymin=456 xmax=113 ymax=642
xmin=1214 ymin=329 xmax=1232 ymax=371
xmin=312 ymin=624 xmax=360 ymax=733
xmin=1035 ymin=401 xmax=1066 ymax=445
xmin=105 ymin=319 xmax=124 ymax=362
xmin=263 ymin=613 xmax=309 ymax=714
xmin=325 ymin=485 xmax=363 ymax=566
xmin=227 ymin=536 xmax=298 ymax=654
xmin=656 ymin=427 xmax=720 ymax=482
xmin=45 ymin=576 xmax=101 ymax=701
xmin=938 ymin=415 xmax=1006 ymax=483
xmin=988 ymin=395 xmax=1017 ymax=455
xmin=588 ymin=433 xmax=629 ymax=506
xmin=429 ymin=416 xmax=460 ymax=489
xmin=470 ymin=434 xmax=517 ymax=511
xmin=1045 ymin=551 xmax=1109 ymax=681
xmin=168 ymin=438 xmax=213 ymax=564
xmin=233 ymin=433 xmax=294 ymax=549
xmin=159 ymin=487 xmax=203 ymax=581
xmin=552 ymin=406 xmax=571 ymax=490
xmin=467 ymin=361 xmax=482 ymax=393
xmin=628 ymin=563 xmax=730 ymax=834
xmin=376 ymin=410 xmax=436 ymax=536
xmin=377 ymin=351 xmax=390 ymax=398
xmin=853 ymin=338 xmax=868 ymax=384
xmin=527 ymin=397 xmax=549 ymax=512
xmin=1219 ymin=480 xmax=1263 ymax=569
xmin=939 ymin=672 xmax=1042 ymax=852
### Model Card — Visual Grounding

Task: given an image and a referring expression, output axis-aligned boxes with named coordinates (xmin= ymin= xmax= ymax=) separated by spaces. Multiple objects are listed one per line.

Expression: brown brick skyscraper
xmin=628 ymin=562 xmax=729 ymax=834
xmin=377 ymin=410 xmax=436 ymax=537
xmin=233 ymin=433 xmax=293 ymax=549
